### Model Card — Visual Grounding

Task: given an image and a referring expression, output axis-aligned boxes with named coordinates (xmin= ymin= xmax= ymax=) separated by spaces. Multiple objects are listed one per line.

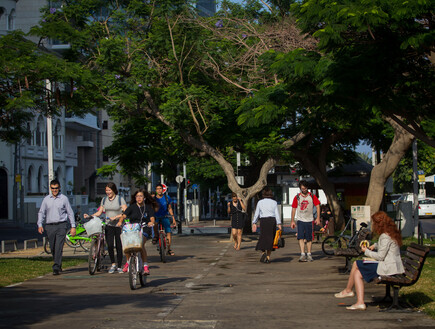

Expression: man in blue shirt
xmin=153 ymin=184 xmax=177 ymax=255
xmin=37 ymin=180 xmax=76 ymax=275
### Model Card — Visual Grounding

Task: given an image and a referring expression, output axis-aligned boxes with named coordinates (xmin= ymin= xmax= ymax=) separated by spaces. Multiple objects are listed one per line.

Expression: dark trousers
xmin=105 ymin=225 xmax=123 ymax=268
xmin=45 ymin=222 xmax=68 ymax=271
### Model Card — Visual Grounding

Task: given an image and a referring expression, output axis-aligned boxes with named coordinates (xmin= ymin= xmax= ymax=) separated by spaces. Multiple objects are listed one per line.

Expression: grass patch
xmin=0 ymin=257 xmax=86 ymax=288
xmin=399 ymin=237 xmax=435 ymax=317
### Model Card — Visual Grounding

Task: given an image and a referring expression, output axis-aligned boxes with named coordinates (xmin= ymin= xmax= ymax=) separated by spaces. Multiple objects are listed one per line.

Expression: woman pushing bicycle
xmin=84 ymin=182 xmax=127 ymax=274
xmin=117 ymin=189 xmax=157 ymax=275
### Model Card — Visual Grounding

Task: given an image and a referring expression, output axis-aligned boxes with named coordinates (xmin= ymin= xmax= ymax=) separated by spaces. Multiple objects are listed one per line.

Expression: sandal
xmin=152 ymin=237 xmax=158 ymax=245
xmin=167 ymin=249 xmax=175 ymax=256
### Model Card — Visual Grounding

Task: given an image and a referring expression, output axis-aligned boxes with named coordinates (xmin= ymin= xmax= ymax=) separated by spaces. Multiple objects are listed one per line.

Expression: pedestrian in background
xmin=290 ymin=180 xmax=321 ymax=262
xmin=37 ymin=179 xmax=75 ymax=275
xmin=252 ymin=187 xmax=282 ymax=263
xmin=84 ymin=182 xmax=127 ymax=274
xmin=227 ymin=192 xmax=246 ymax=250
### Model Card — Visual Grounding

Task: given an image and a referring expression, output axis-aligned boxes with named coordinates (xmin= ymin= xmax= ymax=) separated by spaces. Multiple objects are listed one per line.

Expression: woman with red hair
xmin=334 ymin=211 xmax=404 ymax=310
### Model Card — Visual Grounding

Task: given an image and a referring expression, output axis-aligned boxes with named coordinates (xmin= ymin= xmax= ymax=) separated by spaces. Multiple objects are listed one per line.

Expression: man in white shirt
xmin=290 ymin=180 xmax=321 ymax=262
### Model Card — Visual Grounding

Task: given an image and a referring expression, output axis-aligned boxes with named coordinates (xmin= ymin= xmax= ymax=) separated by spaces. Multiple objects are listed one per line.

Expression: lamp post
xmin=46 ymin=80 xmax=54 ymax=192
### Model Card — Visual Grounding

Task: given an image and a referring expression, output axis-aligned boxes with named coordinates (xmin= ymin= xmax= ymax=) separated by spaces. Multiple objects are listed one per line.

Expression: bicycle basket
xmin=121 ymin=231 xmax=143 ymax=252
xmin=83 ymin=217 xmax=103 ymax=236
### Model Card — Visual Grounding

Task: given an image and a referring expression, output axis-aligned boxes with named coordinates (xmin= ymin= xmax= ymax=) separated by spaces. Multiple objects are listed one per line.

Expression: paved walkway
xmin=1 ymin=234 xmax=434 ymax=329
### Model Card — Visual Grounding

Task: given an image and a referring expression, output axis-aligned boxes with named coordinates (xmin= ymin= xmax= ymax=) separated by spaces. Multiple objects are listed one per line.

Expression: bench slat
xmin=402 ymin=257 xmax=419 ymax=269
xmin=405 ymin=251 xmax=423 ymax=262
xmin=404 ymin=267 xmax=419 ymax=281
xmin=407 ymin=247 xmax=427 ymax=258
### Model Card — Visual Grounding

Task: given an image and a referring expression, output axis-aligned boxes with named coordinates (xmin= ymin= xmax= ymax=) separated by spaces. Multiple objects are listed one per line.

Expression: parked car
xmin=418 ymin=198 xmax=435 ymax=218
xmin=396 ymin=194 xmax=435 ymax=218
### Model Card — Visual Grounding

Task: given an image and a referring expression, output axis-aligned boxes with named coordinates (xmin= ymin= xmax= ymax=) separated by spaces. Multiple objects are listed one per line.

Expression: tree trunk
xmin=365 ymin=118 xmax=414 ymax=214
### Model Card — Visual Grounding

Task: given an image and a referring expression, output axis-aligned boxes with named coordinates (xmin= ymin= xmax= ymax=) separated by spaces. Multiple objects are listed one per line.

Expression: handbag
xmin=273 ymin=229 xmax=282 ymax=249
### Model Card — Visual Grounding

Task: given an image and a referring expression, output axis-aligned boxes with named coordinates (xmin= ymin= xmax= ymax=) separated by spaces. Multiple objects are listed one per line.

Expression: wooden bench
xmin=374 ymin=243 xmax=430 ymax=311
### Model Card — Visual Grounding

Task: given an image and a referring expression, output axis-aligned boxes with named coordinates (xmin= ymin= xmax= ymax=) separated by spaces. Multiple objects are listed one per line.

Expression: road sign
xmin=161 ymin=183 xmax=167 ymax=193
xmin=191 ymin=184 xmax=198 ymax=190
xmin=176 ymin=175 xmax=184 ymax=184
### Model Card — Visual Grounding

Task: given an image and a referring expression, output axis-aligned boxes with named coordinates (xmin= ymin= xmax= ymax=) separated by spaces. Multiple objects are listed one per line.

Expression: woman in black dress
xmin=252 ymin=187 xmax=282 ymax=263
xmin=227 ymin=193 xmax=246 ymax=250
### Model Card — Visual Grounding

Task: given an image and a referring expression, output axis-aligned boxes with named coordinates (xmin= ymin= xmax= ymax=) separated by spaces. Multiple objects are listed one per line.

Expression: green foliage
xmin=290 ymin=0 xmax=435 ymax=142
xmin=393 ymin=141 xmax=435 ymax=192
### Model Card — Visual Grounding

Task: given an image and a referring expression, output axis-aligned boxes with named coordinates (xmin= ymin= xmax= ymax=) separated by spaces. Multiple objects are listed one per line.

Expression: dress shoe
xmin=346 ymin=304 xmax=366 ymax=310
xmin=53 ymin=269 xmax=60 ymax=275
xmin=334 ymin=290 xmax=354 ymax=298
xmin=260 ymin=253 xmax=267 ymax=263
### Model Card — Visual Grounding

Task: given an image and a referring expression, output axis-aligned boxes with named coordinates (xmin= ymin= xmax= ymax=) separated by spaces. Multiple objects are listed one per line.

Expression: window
xmin=26 ymin=123 xmax=32 ymax=145
xmin=7 ymin=9 xmax=15 ymax=31
xmin=27 ymin=166 xmax=34 ymax=193
xmin=97 ymin=183 xmax=107 ymax=195
xmin=103 ymin=154 xmax=109 ymax=162
xmin=36 ymin=116 xmax=45 ymax=146
xmin=54 ymin=119 xmax=63 ymax=149
xmin=102 ymin=120 xmax=108 ymax=129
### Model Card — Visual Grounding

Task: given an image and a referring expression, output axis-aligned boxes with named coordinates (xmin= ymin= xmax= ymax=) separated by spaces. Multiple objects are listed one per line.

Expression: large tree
xmin=252 ymin=0 xmax=435 ymax=215
xmin=31 ymin=0 xmax=314 ymax=207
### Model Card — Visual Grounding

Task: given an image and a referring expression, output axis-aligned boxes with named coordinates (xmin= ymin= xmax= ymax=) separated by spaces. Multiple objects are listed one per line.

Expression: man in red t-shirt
xmin=290 ymin=180 xmax=321 ymax=262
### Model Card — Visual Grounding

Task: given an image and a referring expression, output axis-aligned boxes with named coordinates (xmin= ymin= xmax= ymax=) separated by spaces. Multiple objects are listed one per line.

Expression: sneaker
xmin=108 ymin=265 xmax=116 ymax=274
xmin=122 ymin=262 xmax=129 ymax=273
xmin=143 ymin=265 xmax=150 ymax=275
xmin=299 ymin=255 xmax=307 ymax=262
xmin=307 ymin=254 xmax=314 ymax=262
xmin=117 ymin=267 xmax=123 ymax=274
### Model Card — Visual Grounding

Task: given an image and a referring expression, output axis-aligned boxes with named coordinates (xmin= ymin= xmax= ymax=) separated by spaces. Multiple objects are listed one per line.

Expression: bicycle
xmin=122 ymin=222 xmax=147 ymax=290
xmin=322 ymin=218 xmax=369 ymax=256
xmin=128 ymin=249 xmax=146 ymax=290
xmin=156 ymin=219 xmax=171 ymax=263
xmin=44 ymin=215 xmax=92 ymax=254
xmin=87 ymin=217 xmax=108 ymax=275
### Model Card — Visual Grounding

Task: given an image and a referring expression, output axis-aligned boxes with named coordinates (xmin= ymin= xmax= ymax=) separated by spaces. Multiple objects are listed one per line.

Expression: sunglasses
xmin=50 ymin=187 xmax=60 ymax=190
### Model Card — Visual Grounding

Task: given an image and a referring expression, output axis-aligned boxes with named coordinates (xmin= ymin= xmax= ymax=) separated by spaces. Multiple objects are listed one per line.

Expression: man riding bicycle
xmin=153 ymin=184 xmax=177 ymax=256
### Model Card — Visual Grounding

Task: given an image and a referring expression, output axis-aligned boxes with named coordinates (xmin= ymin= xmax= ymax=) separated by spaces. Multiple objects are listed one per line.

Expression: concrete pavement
xmin=1 ymin=234 xmax=434 ymax=329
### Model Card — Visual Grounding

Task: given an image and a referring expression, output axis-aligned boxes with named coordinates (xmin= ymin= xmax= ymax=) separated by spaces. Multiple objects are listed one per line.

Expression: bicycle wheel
xmin=44 ymin=238 xmax=51 ymax=254
xmin=129 ymin=255 xmax=138 ymax=290
xmin=65 ymin=229 xmax=80 ymax=249
xmin=139 ymin=271 xmax=146 ymax=287
xmin=88 ymin=239 xmax=99 ymax=275
xmin=79 ymin=236 xmax=92 ymax=251
xmin=159 ymin=232 xmax=167 ymax=263
xmin=322 ymin=236 xmax=341 ymax=256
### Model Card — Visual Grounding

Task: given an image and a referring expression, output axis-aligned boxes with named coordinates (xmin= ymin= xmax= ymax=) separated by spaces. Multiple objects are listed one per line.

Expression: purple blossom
xmin=42 ymin=19 xmax=46 ymax=23
xmin=215 ymin=20 xmax=223 ymax=28
xmin=138 ymin=84 xmax=142 ymax=87
xmin=115 ymin=74 xmax=121 ymax=79
xmin=50 ymin=8 xmax=57 ymax=14
xmin=242 ymin=34 xmax=247 ymax=39
xmin=73 ymin=87 xmax=78 ymax=91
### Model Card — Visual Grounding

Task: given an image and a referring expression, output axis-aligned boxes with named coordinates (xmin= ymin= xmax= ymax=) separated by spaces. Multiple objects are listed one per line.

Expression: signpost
xmin=175 ymin=175 xmax=183 ymax=233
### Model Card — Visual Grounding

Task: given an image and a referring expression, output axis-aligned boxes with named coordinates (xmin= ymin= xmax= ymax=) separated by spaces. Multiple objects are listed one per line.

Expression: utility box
xmin=351 ymin=205 xmax=371 ymax=232
xmin=396 ymin=201 xmax=414 ymax=237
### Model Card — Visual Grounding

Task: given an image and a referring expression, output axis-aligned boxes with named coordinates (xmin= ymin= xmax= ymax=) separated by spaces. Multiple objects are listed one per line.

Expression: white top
xmin=252 ymin=198 xmax=281 ymax=225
